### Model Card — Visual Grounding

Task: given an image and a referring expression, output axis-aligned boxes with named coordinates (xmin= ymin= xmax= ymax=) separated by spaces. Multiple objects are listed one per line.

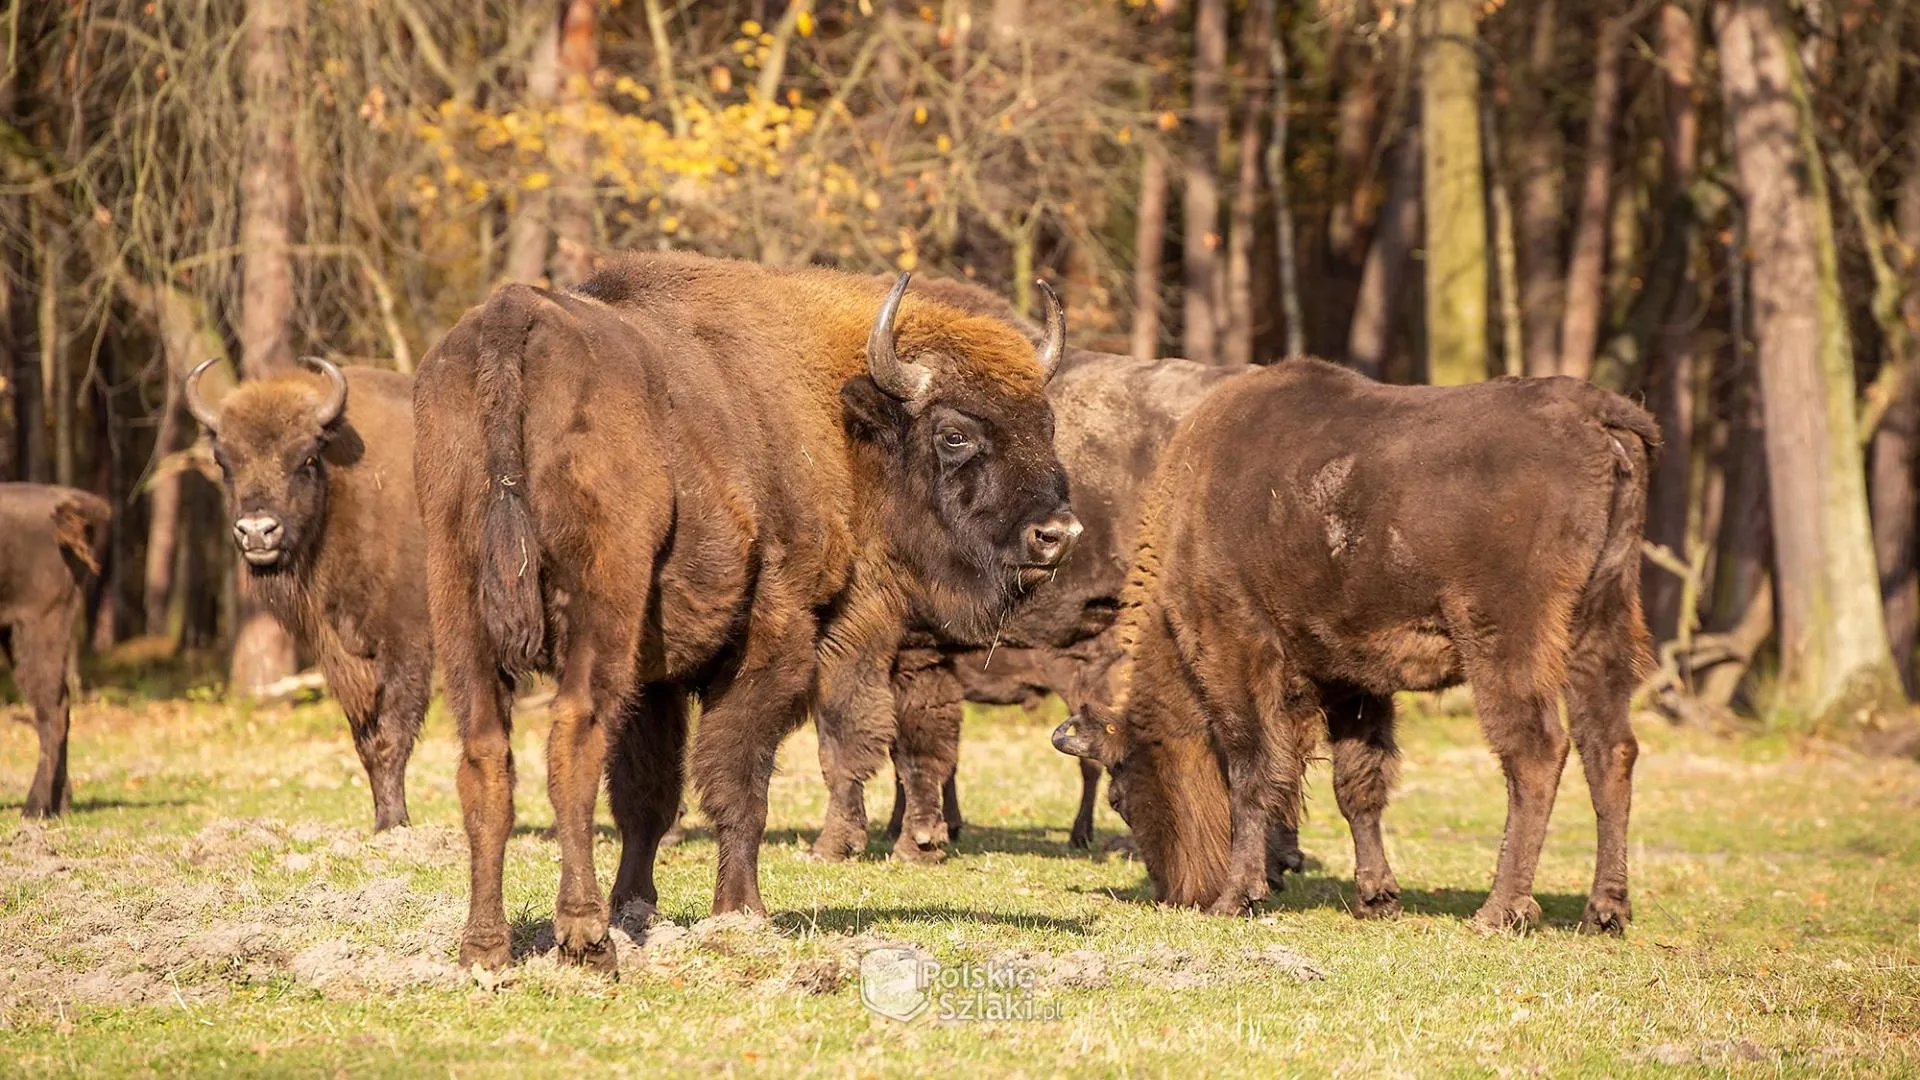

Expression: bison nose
xmin=233 ymin=514 xmax=284 ymax=551
xmin=1023 ymin=512 xmax=1082 ymax=568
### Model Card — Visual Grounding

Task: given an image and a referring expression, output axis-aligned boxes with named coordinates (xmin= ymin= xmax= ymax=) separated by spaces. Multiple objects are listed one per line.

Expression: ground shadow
xmin=509 ymin=822 xmax=616 ymax=841
xmin=0 ymin=795 xmax=192 ymax=815
xmin=771 ymin=904 xmax=1094 ymax=937
xmin=755 ymin=824 xmax=1107 ymax=860
xmin=1069 ymin=870 xmax=1594 ymax=930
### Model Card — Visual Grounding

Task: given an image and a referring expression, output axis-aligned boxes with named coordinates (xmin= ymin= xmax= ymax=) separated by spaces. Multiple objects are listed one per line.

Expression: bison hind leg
xmin=1326 ymin=691 xmax=1401 ymax=917
xmin=887 ymin=659 xmax=963 ymax=864
xmin=608 ymin=684 xmax=691 ymax=920
xmin=13 ymin=615 xmax=75 ymax=819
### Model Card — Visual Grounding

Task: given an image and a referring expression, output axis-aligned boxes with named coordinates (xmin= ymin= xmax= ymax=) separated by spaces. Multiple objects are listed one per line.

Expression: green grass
xmin=1 ymin=689 xmax=1916 ymax=1077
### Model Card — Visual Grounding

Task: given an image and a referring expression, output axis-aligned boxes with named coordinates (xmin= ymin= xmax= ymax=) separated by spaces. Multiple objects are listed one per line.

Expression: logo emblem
xmin=859 ymin=947 xmax=929 ymax=1022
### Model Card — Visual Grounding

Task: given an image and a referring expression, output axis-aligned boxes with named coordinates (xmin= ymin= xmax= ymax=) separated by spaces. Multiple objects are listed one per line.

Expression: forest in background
xmin=1 ymin=0 xmax=1917 ymax=742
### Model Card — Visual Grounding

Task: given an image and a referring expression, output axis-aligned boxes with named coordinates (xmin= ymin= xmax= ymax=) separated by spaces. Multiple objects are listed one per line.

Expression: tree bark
xmin=1557 ymin=6 xmax=1638 ymax=382
xmin=231 ymin=0 xmax=305 ymax=694
xmin=550 ymin=0 xmax=600 ymax=289
xmin=1130 ymin=141 xmax=1170 ymax=361
xmin=1512 ymin=0 xmax=1563 ymax=377
xmin=1644 ymin=1 xmax=1700 ymax=645
xmin=1418 ymin=0 xmax=1487 ymax=385
xmin=1868 ymin=128 xmax=1920 ymax=695
xmin=1348 ymin=124 xmax=1420 ymax=381
xmin=1223 ymin=0 xmax=1273 ymax=367
xmin=1182 ymin=0 xmax=1226 ymax=365
xmin=1482 ymin=101 xmax=1523 ymax=376
xmin=1267 ymin=9 xmax=1304 ymax=360
xmin=502 ymin=12 xmax=559 ymax=286
xmin=1715 ymin=0 xmax=1903 ymax=718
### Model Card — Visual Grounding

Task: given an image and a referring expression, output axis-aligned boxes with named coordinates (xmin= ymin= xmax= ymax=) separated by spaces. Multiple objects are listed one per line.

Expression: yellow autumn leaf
xmin=935 ymin=133 xmax=953 ymax=153
xmin=1157 ymin=110 xmax=1180 ymax=131
xmin=661 ymin=215 xmax=681 ymax=232
xmin=741 ymin=19 xmax=762 ymax=35
xmin=521 ymin=172 xmax=551 ymax=191
xmin=913 ymin=105 xmax=928 ymax=124
xmin=797 ymin=10 xmax=815 ymax=36
xmin=897 ymin=250 xmax=920 ymax=271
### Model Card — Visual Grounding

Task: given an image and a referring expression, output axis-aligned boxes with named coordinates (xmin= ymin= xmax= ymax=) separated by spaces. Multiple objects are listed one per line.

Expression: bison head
xmin=843 ymin=274 xmax=1082 ymax=635
xmin=185 ymin=355 xmax=352 ymax=574
xmin=1053 ymin=702 xmax=1232 ymax=908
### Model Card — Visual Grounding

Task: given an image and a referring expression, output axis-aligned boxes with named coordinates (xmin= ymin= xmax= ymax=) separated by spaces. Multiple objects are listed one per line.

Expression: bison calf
xmin=186 ymin=356 xmax=431 ymax=832
xmin=1055 ymin=359 xmax=1656 ymax=935
xmin=1 ymin=484 xmax=109 ymax=817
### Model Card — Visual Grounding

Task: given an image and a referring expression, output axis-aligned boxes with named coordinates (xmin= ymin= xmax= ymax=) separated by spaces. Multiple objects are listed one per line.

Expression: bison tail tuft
xmin=476 ymin=284 xmax=547 ymax=672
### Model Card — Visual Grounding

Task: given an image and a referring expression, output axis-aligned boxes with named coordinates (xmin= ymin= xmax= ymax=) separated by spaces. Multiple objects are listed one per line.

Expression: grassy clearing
xmin=0 ymin=687 xmax=1916 ymax=1078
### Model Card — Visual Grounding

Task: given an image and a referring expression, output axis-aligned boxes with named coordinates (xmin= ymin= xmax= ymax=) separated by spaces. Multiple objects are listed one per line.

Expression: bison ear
xmin=1051 ymin=705 xmax=1124 ymax=767
xmin=840 ymin=375 xmax=907 ymax=446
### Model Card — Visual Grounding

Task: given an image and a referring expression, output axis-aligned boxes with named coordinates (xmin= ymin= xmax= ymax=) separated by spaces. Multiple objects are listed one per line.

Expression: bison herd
xmin=1 ymin=250 xmax=1659 ymax=972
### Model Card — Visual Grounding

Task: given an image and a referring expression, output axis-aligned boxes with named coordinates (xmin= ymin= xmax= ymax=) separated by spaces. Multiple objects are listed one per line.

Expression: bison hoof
xmin=808 ymin=818 xmax=867 ymax=862
xmin=1354 ymin=889 xmax=1403 ymax=920
xmin=459 ymin=928 xmax=513 ymax=972
xmin=21 ymin=801 xmax=55 ymax=821
xmin=1577 ymin=897 xmax=1631 ymax=937
xmin=555 ymin=913 xmax=617 ymax=973
xmin=1068 ymin=824 xmax=1093 ymax=850
xmin=890 ymin=835 xmax=947 ymax=865
xmin=1103 ymin=833 xmax=1137 ymax=857
xmin=1472 ymin=895 xmax=1543 ymax=934
xmin=1205 ymin=881 xmax=1267 ymax=916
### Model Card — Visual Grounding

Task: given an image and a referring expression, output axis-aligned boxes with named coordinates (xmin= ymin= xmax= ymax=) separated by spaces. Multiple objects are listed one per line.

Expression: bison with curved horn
xmin=185 ymin=355 xmax=431 ymax=832
xmin=413 ymin=251 xmax=1079 ymax=972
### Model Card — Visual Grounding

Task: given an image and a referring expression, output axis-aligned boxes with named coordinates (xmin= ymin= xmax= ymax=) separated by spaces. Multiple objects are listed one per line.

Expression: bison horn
xmin=1036 ymin=279 xmax=1066 ymax=383
xmin=301 ymin=355 xmax=349 ymax=428
xmin=866 ymin=272 xmax=934 ymax=407
xmin=183 ymin=357 xmax=225 ymax=434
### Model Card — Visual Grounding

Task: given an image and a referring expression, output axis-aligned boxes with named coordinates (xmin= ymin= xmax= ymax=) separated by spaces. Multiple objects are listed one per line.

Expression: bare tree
xmin=550 ymin=0 xmax=600 ymax=289
xmin=1867 ymin=126 xmax=1920 ymax=695
xmin=1223 ymin=0 xmax=1273 ymax=367
xmin=502 ymin=12 xmax=561 ymax=286
xmin=1716 ymin=0 xmax=1903 ymax=718
xmin=1349 ymin=124 xmax=1420 ymax=380
xmin=1130 ymin=140 xmax=1170 ymax=361
xmin=1557 ymin=4 xmax=1645 ymax=381
xmin=1511 ymin=0 xmax=1564 ymax=378
xmin=1419 ymin=0 xmax=1486 ymax=385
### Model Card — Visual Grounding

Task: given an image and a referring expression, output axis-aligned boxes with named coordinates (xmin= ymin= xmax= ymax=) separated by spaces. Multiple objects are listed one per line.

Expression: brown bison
xmin=1 ymin=483 xmax=109 ymax=817
xmin=1053 ymin=359 xmax=1656 ymax=935
xmin=847 ymin=277 xmax=1295 ymax=868
xmin=185 ymin=356 xmax=430 ymax=832
xmin=413 ymin=251 xmax=1078 ymax=971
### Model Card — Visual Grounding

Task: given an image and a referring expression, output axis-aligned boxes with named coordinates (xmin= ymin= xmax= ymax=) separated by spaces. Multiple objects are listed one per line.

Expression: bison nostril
xmin=1023 ymin=512 xmax=1080 ymax=567
xmin=234 ymin=515 xmax=284 ymax=548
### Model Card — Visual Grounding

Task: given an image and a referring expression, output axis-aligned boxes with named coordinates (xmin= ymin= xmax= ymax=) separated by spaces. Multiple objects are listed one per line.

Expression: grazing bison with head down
xmin=1 ymin=483 xmax=109 ymax=817
xmin=413 ymin=251 xmax=1077 ymax=971
xmin=845 ymin=277 xmax=1261 ymax=863
xmin=185 ymin=356 xmax=431 ymax=832
xmin=1054 ymin=359 xmax=1656 ymax=934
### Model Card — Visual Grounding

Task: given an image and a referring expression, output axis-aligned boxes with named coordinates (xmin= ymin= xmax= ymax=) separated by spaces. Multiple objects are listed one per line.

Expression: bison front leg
xmin=1069 ymin=759 xmax=1101 ymax=849
xmin=1327 ymin=693 xmax=1402 ymax=918
xmin=811 ymin=591 xmax=905 ymax=862
xmin=607 ymin=685 xmax=690 ymax=918
xmin=349 ymin=674 xmax=427 ymax=832
xmin=887 ymin=658 xmax=962 ymax=863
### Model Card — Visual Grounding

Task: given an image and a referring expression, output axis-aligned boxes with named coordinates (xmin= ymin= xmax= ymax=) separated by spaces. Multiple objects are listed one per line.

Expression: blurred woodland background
xmin=1 ymin=0 xmax=1918 ymax=742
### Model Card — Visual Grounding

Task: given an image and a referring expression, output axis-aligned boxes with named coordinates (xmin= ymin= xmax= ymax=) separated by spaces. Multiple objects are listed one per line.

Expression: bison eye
xmin=939 ymin=430 xmax=972 ymax=452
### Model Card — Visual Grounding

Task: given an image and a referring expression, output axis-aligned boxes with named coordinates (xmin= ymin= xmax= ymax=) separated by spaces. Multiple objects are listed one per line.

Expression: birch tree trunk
xmin=502 ymin=12 xmax=559 ymax=286
xmin=1419 ymin=0 xmax=1486 ymax=385
xmin=1715 ymin=0 xmax=1903 ymax=718
xmin=1868 ymin=128 xmax=1920 ymax=695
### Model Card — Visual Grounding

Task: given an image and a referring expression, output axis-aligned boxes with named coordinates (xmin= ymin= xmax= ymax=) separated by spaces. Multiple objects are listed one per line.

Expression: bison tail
xmin=1591 ymin=410 xmax=1658 ymax=679
xmin=52 ymin=491 xmax=111 ymax=577
xmin=476 ymin=284 xmax=547 ymax=672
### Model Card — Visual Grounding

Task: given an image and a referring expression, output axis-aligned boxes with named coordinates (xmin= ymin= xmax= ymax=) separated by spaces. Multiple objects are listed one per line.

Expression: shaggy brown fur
xmin=187 ymin=361 xmax=431 ymax=832
xmin=413 ymin=251 xmax=1076 ymax=972
xmin=863 ymin=276 xmax=1285 ymax=864
xmin=1053 ymin=359 xmax=1656 ymax=935
xmin=0 ymin=483 xmax=109 ymax=817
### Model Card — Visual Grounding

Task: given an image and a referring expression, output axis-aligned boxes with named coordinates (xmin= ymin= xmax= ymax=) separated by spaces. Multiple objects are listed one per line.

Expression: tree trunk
xmin=502 ymin=12 xmax=559 ymax=286
xmin=1512 ymin=0 xmax=1563 ymax=377
xmin=231 ymin=0 xmax=305 ymax=694
xmin=1267 ymin=9 xmax=1304 ymax=360
xmin=550 ymin=0 xmax=600 ymax=289
xmin=1869 ymin=129 xmax=1920 ymax=695
xmin=1715 ymin=0 xmax=1903 ymax=718
xmin=1182 ymin=0 xmax=1226 ymax=365
xmin=1557 ymin=7 xmax=1637 ymax=382
xmin=1130 ymin=141 xmax=1170 ymax=361
xmin=1348 ymin=125 xmax=1420 ymax=380
xmin=1418 ymin=0 xmax=1487 ymax=385
xmin=1223 ymin=0 xmax=1272 ymax=367
xmin=1644 ymin=1 xmax=1700 ymax=645
xmin=1482 ymin=101 xmax=1523 ymax=376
